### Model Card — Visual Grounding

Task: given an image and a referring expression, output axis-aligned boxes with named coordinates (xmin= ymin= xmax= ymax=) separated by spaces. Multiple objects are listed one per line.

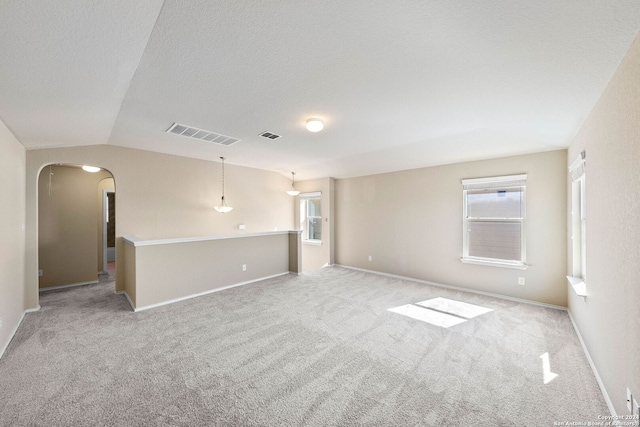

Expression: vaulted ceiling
xmin=1 ymin=1 xmax=639 ymax=179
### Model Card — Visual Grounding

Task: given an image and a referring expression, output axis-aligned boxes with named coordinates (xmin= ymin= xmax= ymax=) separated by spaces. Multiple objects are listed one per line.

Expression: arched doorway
xmin=37 ymin=164 xmax=115 ymax=292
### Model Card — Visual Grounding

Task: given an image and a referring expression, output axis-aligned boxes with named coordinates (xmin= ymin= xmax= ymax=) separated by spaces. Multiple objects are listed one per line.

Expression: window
xmin=300 ymin=192 xmax=322 ymax=243
xmin=568 ymin=152 xmax=586 ymax=296
xmin=461 ymin=174 xmax=527 ymax=269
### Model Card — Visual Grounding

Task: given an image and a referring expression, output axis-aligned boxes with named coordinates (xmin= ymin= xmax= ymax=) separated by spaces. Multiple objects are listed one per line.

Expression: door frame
xmin=102 ymin=189 xmax=115 ymax=273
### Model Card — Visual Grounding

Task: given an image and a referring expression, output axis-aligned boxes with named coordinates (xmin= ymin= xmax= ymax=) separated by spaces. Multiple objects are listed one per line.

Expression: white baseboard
xmin=334 ymin=264 xmax=567 ymax=311
xmin=567 ymin=310 xmax=616 ymax=418
xmin=336 ymin=265 xmax=615 ymax=416
xmin=115 ymin=290 xmax=135 ymax=312
xmin=39 ymin=280 xmax=99 ymax=292
xmin=128 ymin=272 xmax=291 ymax=312
xmin=0 ymin=305 xmax=41 ymax=361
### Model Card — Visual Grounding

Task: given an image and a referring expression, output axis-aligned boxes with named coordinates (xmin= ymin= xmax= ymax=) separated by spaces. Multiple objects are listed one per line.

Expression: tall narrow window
xmin=569 ymin=152 xmax=586 ymax=280
xmin=462 ymin=174 xmax=527 ymax=269
xmin=300 ymin=192 xmax=322 ymax=243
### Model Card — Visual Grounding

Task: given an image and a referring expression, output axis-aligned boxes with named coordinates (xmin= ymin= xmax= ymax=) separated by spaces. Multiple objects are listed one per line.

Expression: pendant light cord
xmin=214 ymin=157 xmax=233 ymax=213
xmin=220 ymin=157 xmax=225 ymax=201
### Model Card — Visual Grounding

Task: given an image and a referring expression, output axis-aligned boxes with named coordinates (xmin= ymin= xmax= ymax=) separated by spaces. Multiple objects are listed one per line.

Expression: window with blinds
xmin=461 ymin=174 xmax=527 ymax=268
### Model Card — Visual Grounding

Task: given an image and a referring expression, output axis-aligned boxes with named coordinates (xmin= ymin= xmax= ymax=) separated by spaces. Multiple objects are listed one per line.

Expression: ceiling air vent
xmin=259 ymin=131 xmax=281 ymax=140
xmin=166 ymin=123 xmax=240 ymax=146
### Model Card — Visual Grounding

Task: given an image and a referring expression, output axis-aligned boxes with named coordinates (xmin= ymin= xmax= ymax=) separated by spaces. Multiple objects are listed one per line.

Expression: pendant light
xmin=214 ymin=157 xmax=233 ymax=213
xmin=287 ymin=172 xmax=301 ymax=196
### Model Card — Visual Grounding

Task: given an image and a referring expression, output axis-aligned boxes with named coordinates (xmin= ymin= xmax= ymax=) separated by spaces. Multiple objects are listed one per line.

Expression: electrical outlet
xmin=518 ymin=277 xmax=525 ymax=286
xmin=627 ymin=388 xmax=633 ymax=412
xmin=38 ymin=269 xmax=43 ymax=277
xmin=238 ymin=224 xmax=246 ymax=230
xmin=242 ymin=264 xmax=247 ymax=272
xmin=368 ymin=255 xmax=372 ymax=261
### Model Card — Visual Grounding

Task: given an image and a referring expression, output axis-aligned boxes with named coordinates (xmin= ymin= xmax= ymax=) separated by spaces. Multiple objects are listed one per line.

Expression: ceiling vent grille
xmin=166 ymin=123 xmax=240 ymax=146
xmin=259 ymin=131 xmax=281 ymax=140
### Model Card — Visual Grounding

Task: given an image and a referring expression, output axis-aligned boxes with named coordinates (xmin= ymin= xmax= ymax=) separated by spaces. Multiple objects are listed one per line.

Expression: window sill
xmin=460 ymin=258 xmax=529 ymax=270
xmin=303 ymin=240 xmax=322 ymax=246
xmin=566 ymin=276 xmax=587 ymax=298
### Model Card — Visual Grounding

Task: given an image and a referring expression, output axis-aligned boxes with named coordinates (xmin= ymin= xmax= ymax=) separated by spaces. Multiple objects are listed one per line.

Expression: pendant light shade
xmin=214 ymin=157 xmax=233 ymax=213
xmin=287 ymin=172 xmax=300 ymax=196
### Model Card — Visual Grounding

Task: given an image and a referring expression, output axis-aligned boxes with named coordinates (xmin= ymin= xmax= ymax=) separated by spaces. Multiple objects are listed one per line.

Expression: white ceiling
xmin=1 ymin=1 xmax=639 ymax=180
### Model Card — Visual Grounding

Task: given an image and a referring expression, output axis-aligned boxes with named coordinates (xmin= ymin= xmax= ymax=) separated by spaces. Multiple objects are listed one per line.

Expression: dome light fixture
xmin=286 ymin=172 xmax=301 ymax=196
xmin=305 ymin=118 xmax=324 ymax=133
xmin=214 ymin=157 xmax=233 ymax=213
xmin=82 ymin=165 xmax=101 ymax=173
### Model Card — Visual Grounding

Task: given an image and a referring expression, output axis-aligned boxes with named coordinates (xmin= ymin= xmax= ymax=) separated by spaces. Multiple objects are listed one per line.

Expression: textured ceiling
xmin=1 ymin=1 xmax=639 ymax=179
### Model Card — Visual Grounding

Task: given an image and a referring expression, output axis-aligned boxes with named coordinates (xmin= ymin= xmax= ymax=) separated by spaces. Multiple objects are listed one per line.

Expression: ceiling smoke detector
xmin=166 ymin=123 xmax=240 ymax=146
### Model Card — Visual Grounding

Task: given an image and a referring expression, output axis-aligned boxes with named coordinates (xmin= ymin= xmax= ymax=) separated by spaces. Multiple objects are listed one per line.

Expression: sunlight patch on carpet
xmin=540 ymin=352 xmax=559 ymax=384
xmin=388 ymin=297 xmax=493 ymax=328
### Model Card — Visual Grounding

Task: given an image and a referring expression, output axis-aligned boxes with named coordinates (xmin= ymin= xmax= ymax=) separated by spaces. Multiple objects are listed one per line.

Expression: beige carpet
xmin=0 ymin=267 xmax=608 ymax=426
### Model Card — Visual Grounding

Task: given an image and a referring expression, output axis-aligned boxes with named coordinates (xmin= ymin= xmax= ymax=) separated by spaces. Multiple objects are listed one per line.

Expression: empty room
xmin=1 ymin=2 xmax=639 ymax=426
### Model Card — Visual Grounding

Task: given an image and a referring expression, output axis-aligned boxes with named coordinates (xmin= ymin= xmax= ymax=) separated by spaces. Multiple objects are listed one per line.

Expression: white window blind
xmin=462 ymin=174 xmax=526 ymax=267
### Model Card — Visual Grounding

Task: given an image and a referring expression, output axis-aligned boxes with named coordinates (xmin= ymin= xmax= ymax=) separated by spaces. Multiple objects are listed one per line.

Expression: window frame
xmin=461 ymin=174 xmax=528 ymax=270
xmin=571 ymin=175 xmax=586 ymax=279
xmin=567 ymin=152 xmax=587 ymax=297
xmin=300 ymin=192 xmax=322 ymax=245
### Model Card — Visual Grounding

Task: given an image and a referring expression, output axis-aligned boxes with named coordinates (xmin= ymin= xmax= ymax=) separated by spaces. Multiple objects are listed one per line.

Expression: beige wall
xmin=123 ymin=242 xmax=136 ymax=305
xmin=38 ymin=165 xmax=112 ymax=288
xmin=0 ymin=119 xmax=26 ymax=357
xmin=127 ymin=233 xmax=291 ymax=309
xmin=25 ymin=145 xmax=294 ymax=308
xmin=288 ymin=231 xmax=302 ymax=274
xmin=567 ymin=33 xmax=640 ymax=415
xmin=335 ymin=150 xmax=568 ymax=306
xmin=294 ymin=178 xmax=335 ymax=272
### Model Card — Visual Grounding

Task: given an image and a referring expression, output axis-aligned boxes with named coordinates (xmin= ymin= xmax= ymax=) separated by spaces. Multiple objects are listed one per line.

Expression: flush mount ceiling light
xmin=305 ymin=118 xmax=324 ymax=133
xmin=214 ymin=157 xmax=233 ymax=213
xmin=82 ymin=165 xmax=101 ymax=173
xmin=287 ymin=172 xmax=301 ymax=196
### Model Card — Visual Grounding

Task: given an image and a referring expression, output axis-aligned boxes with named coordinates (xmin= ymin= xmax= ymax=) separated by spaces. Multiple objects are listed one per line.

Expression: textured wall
xmin=25 ymin=145 xmax=295 ymax=309
xmin=335 ymin=150 xmax=568 ymax=306
xmin=0 ymin=119 xmax=26 ymax=357
xmin=567 ymin=32 xmax=640 ymax=415
xmin=129 ymin=233 xmax=290 ymax=309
